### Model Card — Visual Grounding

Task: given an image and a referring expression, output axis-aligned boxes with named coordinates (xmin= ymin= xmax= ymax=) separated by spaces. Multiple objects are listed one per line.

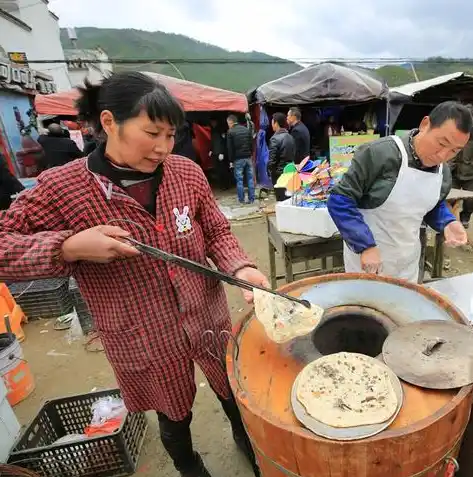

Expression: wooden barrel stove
xmin=227 ymin=274 xmax=473 ymax=477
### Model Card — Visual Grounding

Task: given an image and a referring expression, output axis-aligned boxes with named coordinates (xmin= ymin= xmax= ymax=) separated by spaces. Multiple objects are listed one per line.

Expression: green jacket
xmin=451 ymin=137 xmax=473 ymax=182
xmin=331 ymin=133 xmax=452 ymax=208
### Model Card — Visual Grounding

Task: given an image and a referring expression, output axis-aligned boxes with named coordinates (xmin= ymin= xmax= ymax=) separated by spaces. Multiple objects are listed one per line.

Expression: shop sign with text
xmin=0 ymin=59 xmax=57 ymax=94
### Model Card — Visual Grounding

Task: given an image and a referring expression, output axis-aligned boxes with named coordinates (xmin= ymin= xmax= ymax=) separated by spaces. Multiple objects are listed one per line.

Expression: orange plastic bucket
xmin=0 ymin=283 xmax=15 ymax=312
xmin=0 ymin=332 xmax=35 ymax=406
xmin=0 ymin=306 xmax=26 ymax=342
xmin=0 ymin=297 xmax=11 ymax=321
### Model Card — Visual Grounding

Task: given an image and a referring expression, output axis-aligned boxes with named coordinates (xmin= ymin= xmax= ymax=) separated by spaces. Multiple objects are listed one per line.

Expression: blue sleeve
xmin=424 ymin=200 xmax=456 ymax=232
xmin=327 ymin=193 xmax=377 ymax=253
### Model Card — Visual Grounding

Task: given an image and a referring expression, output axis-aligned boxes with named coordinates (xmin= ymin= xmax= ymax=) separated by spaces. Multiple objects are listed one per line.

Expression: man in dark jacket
xmin=451 ymin=135 xmax=473 ymax=228
xmin=0 ymin=152 xmax=24 ymax=210
xmin=38 ymin=123 xmax=83 ymax=169
xmin=328 ymin=101 xmax=471 ymax=283
xmin=83 ymin=127 xmax=99 ymax=156
xmin=226 ymin=114 xmax=255 ymax=203
xmin=209 ymin=119 xmax=231 ymax=189
xmin=287 ymin=107 xmax=310 ymax=164
xmin=268 ymin=112 xmax=296 ymax=185
xmin=173 ymin=121 xmax=197 ymax=163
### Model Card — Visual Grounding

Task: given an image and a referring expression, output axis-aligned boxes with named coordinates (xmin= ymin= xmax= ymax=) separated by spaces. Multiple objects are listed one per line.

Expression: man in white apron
xmin=328 ymin=101 xmax=471 ymax=283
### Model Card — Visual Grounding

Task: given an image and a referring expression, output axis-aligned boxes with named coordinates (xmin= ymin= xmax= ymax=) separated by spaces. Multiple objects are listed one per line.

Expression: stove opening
xmin=311 ymin=306 xmax=394 ymax=358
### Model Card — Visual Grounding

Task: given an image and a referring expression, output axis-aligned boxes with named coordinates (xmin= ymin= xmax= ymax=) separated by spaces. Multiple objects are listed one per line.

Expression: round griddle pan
xmin=291 ymin=357 xmax=403 ymax=441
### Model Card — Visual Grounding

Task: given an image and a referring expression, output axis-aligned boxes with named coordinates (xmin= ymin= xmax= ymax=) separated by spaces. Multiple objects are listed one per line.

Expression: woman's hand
xmin=235 ymin=267 xmax=270 ymax=303
xmin=62 ymin=225 xmax=140 ymax=263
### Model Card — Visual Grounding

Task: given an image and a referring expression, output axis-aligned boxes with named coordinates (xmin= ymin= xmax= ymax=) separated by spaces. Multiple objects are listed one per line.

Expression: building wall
xmin=68 ymin=67 xmax=107 ymax=88
xmin=0 ymin=13 xmax=30 ymax=55
xmin=0 ymin=0 xmax=71 ymax=91
xmin=66 ymin=48 xmax=114 ymax=87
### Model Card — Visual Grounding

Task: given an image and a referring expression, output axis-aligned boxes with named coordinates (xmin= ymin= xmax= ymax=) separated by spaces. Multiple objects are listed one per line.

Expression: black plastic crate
xmin=8 ymin=279 xmax=74 ymax=320
xmin=8 ymin=389 xmax=148 ymax=477
xmin=69 ymin=279 xmax=95 ymax=335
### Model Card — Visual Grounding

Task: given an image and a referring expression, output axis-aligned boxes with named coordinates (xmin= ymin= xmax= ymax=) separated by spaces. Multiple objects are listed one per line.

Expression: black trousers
xmin=157 ymin=392 xmax=259 ymax=475
xmin=212 ymin=155 xmax=233 ymax=190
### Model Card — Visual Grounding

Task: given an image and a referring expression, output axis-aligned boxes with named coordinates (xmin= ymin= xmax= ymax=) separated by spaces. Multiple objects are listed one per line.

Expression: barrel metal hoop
xmin=0 ymin=356 xmax=27 ymax=373
xmin=445 ymin=457 xmax=459 ymax=472
xmin=244 ymin=426 xmax=464 ymax=477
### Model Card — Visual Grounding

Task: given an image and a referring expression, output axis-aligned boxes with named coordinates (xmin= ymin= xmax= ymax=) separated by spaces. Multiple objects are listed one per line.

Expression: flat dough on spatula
xmin=296 ymin=352 xmax=398 ymax=428
xmin=253 ymin=288 xmax=323 ymax=343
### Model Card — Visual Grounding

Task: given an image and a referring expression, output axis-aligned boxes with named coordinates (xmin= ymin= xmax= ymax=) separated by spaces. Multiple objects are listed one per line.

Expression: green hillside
xmin=376 ymin=58 xmax=473 ymax=87
xmin=60 ymin=27 xmax=301 ymax=92
xmin=60 ymin=28 xmax=473 ymax=91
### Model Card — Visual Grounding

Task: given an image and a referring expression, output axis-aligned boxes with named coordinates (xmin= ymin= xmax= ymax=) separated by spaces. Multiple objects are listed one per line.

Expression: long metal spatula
xmin=125 ymin=237 xmax=311 ymax=309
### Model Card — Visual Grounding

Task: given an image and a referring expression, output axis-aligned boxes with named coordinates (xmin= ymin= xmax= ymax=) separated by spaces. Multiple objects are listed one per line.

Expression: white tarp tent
xmin=389 ymin=72 xmax=473 ymax=130
xmin=391 ymin=72 xmax=471 ymax=98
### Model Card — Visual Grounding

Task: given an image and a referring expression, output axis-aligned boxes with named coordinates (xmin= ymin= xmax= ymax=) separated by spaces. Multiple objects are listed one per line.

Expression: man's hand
xmin=360 ymin=247 xmax=382 ymax=274
xmin=235 ymin=267 xmax=270 ymax=303
xmin=444 ymin=220 xmax=468 ymax=247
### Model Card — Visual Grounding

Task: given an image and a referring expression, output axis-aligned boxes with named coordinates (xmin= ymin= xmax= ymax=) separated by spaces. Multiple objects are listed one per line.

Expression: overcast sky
xmin=49 ymin=0 xmax=470 ymax=61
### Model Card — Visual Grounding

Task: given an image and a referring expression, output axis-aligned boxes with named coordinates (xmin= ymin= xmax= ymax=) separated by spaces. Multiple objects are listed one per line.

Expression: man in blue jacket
xmin=328 ymin=101 xmax=471 ymax=283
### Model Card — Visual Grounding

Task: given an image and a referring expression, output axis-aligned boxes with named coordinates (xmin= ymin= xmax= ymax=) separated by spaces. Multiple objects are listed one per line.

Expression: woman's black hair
xmin=75 ymin=71 xmax=185 ymax=134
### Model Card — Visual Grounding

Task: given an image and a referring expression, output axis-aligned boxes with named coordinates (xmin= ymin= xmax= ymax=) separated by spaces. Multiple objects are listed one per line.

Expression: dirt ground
xmin=10 ymin=201 xmax=473 ymax=477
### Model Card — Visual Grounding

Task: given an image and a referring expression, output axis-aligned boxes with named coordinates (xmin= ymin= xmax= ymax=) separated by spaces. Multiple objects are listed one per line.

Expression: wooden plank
xmin=268 ymin=216 xmax=341 ymax=248
xmin=447 ymin=188 xmax=473 ymax=202
xmin=290 ymin=239 xmax=344 ymax=261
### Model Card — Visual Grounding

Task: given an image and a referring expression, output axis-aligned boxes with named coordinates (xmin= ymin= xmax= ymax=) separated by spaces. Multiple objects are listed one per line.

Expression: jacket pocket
xmin=99 ymin=326 xmax=151 ymax=373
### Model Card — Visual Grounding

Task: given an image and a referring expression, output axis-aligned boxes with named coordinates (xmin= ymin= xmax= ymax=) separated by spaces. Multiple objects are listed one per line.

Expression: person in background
xmin=328 ymin=101 xmax=471 ymax=283
xmin=353 ymin=119 xmax=367 ymax=134
xmin=38 ymin=123 xmax=83 ymax=169
xmin=83 ymin=127 xmax=99 ymax=156
xmin=325 ymin=115 xmax=340 ymax=137
xmin=226 ymin=114 xmax=255 ymax=204
xmin=209 ymin=119 xmax=231 ymax=190
xmin=268 ymin=112 xmax=295 ymax=186
xmin=0 ymin=152 xmax=24 ymax=210
xmin=287 ymin=107 xmax=310 ymax=164
xmin=451 ymin=133 xmax=473 ymax=228
xmin=0 ymin=72 xmax=267 ymax=477
xmin=173 ymin=120 xmax=197 ymax=163
xmin=323 ymin=115 xmax=340 ymax=158
xmin=245 ymin=112 xmax=256 ymax=139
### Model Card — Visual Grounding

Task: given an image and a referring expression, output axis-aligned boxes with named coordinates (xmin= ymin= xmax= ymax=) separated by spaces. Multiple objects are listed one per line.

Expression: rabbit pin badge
xmin=173 ymin=206 xmax=194 ymax=237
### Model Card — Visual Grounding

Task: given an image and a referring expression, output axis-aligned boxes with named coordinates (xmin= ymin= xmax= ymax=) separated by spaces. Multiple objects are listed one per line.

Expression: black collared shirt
xmin=87 ymin=143 xmax=163 ymax=216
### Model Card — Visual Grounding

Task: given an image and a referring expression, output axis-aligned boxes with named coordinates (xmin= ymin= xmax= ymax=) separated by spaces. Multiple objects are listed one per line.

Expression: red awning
xmin=35 ymin=72 xmax=248 ymax=115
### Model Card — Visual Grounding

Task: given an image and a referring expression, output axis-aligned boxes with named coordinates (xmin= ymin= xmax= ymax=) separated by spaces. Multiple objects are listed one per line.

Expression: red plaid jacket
xmin=0 ymin=155 xmax=254 ymax=419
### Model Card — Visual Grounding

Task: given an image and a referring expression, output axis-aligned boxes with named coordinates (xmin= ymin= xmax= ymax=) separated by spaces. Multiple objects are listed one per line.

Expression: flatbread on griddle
xmin=253 ymin=288 xmax=323 ymax=343
xmin=296 ymin=352 xmax=398 ymax=428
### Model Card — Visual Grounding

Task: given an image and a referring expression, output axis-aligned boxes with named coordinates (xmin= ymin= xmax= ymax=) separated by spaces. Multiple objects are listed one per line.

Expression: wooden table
xmin=268 ymin=187 xmax=473 ymax=286
xmin=422 ymin=188 xmax=473 ymax=280
xmin=266 ymin=215 xmax=344 ymax=288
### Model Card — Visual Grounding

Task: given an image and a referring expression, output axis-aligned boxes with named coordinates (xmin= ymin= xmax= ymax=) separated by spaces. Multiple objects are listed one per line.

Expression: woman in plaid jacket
xmin=0 ymin=72 xmax=267 ymax=477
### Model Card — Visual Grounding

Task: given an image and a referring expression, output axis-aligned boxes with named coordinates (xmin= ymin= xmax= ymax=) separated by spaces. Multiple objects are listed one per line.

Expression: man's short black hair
xmin=429 ymin=101 xmax=473 ymax=134
xmin=288 ymin=107 xmax=301 ymax=121
xmin=227 ymin=114 xmax=238 ymax=123
xmin=272 ymin=112 xmax=286 ymax=128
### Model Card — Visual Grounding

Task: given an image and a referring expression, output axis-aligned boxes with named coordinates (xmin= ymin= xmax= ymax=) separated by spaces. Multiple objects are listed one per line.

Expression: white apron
xmin=343 ymin=135 xmax=443 ymax=283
